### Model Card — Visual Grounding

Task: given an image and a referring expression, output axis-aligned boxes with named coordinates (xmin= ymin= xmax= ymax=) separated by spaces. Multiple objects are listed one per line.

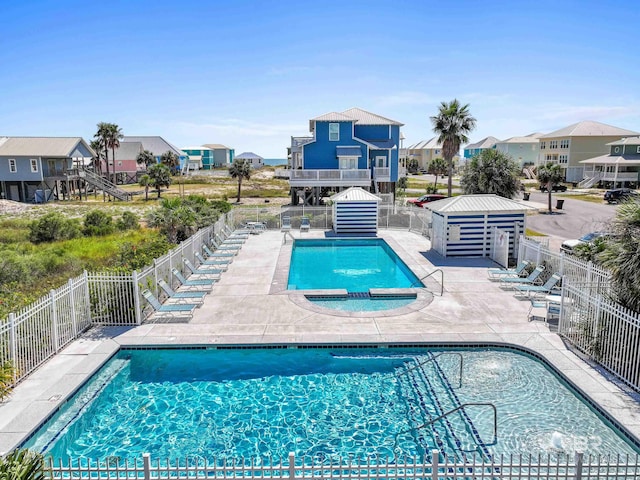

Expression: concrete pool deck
xmin=1 ymin=229 xmax=640 ymax=454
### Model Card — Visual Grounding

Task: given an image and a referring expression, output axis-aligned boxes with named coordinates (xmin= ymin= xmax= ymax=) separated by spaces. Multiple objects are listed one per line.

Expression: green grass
xmin=525 ymin=228 xmax=547 ymax=237
xmin=556 ymin=193 xmax=606 ymax=204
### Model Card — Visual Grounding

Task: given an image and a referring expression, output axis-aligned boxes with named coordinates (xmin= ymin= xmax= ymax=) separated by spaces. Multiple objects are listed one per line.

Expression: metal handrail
xmin=398 ymin=352 xmax=463 ymax=388
xmin=397 ymin=402 xmax=497 ymax=447
xmin=414 ymin=268 xmax=444 ymax=296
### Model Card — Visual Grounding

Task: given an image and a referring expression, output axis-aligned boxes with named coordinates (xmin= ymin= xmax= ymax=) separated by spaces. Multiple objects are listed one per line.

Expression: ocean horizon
xmin=263 ymin=158 xmax=287 ymax=166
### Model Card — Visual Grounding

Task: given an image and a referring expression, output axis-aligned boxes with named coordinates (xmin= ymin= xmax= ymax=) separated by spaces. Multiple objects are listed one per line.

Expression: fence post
xmin=288 ymin=452 xmax=295 ymax=480
xmin=69 ymin=278 xmax=78 ymax=339
xmin=143 ymin=453 xmax=151 ymax=480
xmin=574 ymin=452 xmax=583 ymax=480
xmin=50 ymin=289 xmax=59 ymax=352
xmin=431 ymin=449 xmax=440 ymax=480
xmin=8 ymin=313 xmax=17 ymax=384
xmin=132 ymin=271 xmax=142 ymax=326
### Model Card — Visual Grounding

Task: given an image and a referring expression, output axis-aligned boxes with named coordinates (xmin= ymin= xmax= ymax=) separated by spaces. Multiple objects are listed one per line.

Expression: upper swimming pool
xmin=287 ymin=238 xmax=422 ymax=291
xmin=23 ymin=346 xmax=640 ymax=462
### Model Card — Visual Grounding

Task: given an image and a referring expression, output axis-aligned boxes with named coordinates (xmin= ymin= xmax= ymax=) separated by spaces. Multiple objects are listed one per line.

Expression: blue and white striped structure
xmin=426 ymin=195 xmax=536 ymax=258
xmin=330 ymin=187 xmax=380 ymax=234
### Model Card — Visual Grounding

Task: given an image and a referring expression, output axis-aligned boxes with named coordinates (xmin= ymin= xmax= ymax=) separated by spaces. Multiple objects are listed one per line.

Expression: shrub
xmin=29 ymin=213 xmax=81 ymax=243
xmin=0 ymin=448 xmax=45 ymax=480
xmin=117 ymin=235 xmax=172 ymax=271
xmin=0 ymin=251 xmax=31 ymax=285
xmin=83 ymin=210 xmax=115 ymax=236
xmin=0 ymin=361 xmax=15 ymax=400
xmin=116 ymin=211 xmax=140 ymax=231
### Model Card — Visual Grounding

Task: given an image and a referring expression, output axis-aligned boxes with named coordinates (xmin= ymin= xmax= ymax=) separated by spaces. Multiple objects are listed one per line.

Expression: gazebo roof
xmin=330 ymin=187 xmax=381 ymax=202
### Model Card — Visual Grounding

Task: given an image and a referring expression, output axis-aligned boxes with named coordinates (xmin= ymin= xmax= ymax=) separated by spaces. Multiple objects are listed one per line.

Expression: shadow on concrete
xmin=420 ymin=249 xmax=496 ymax=268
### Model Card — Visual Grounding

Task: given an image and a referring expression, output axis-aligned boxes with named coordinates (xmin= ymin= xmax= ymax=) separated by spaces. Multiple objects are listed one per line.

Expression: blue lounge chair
xmin=528 ymin=298 xmax=561 ymax=323
xmin=300 ymin=217 xmax=310 ymax=233
xmin=158 ymin=279 xmax=206 ymax=304
xmin=224 ymin=225 xmax=251 ymax=237
xmin=281 ymin=216 xmax=291 ymax=232
xmin=488 ymin=260 xmax=530 ymax=279
xmin=514 ymin=274 xmax=562 ymax=298
xmin=171 ymin=268 xmax=215 ymax=290
xmin=211 ymin=238 xmax=242 ymax=252
xmin=183 ymin=259 xmax=223 ymax=277
xmin=500 ymin=265 xmax=545 ymax=289
xmin=142 ymin=289 xmax=197 ymax=320
xmin=203 ymin=244 xmax=235 ymax=259
xmin=195 ymin=252 xmax=230 ymax=268
xmin=216 ymin=233 xmax=245 ymax=245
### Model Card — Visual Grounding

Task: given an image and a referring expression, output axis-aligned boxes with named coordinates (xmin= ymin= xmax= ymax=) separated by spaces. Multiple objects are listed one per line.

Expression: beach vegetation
xmin=460 ymin=149 xmax=521 ymax=198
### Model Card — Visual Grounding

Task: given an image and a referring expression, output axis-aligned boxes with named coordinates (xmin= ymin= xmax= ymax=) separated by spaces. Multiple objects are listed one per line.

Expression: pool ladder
xmin=398 ymin=402 xmax=497 ymax=446
xmin=414 ymin=268 xmax=444 ymax=296
xmin=398 ymin=352 xmax=463 ymax=388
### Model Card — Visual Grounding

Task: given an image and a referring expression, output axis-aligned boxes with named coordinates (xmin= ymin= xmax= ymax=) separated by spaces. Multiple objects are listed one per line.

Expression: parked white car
xmin=560 ymin=232 xmax=607 ymax=254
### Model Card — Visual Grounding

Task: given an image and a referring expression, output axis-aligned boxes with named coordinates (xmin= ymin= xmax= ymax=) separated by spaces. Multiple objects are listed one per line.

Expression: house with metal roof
xmin=121 ymin=136 xmax=188 ymax=172
xmin=234 ymin=152 xmax=264 ymax=169
xmin=0 ymin=136 xmax=95 ymax=202
xmin=406 ymin=137 xmax=461 ymax=172
xmin=536 ymin=121 xmax=639 ymax=183
xmin=463 ymin=136 xmax=500 ymax=161
xmin=289 ymin=107 xmax=403 ymax=206
xmin=580 ymin=136 xmax=640 ymax=188
xmin=424 ymin=194 xmax=536 ymax=260
xmin=108 ymin=141 xmax=143 ymax=183
xmin=493 ymin=133 xmax=543 ymax=168
xmin=201 ymin=144 xmax=235 ymax=167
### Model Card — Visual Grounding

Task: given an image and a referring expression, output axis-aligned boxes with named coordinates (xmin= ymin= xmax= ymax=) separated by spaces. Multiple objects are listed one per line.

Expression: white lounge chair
xmin=202 ymin=244 xmax=236 ymax=258
xmin=300 ymin=217 xmax=310 ymax=233
xmin=195 ymin=252 xmax=229 ymax=268
xmin=281 ymin=216 xmax=291 ymax=232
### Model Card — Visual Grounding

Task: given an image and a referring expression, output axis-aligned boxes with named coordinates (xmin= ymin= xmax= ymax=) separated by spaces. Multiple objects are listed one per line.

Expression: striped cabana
xmin=330 ymin=187 xmax=380 ymax=234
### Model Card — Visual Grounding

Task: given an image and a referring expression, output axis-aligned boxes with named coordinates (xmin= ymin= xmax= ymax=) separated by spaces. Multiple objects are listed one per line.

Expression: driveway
xmin=524 ymin=191 xmax=617 ymax=252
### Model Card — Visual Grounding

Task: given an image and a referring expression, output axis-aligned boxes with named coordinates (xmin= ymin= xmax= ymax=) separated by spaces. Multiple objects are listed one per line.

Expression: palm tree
xmin=147 ymin=163 xmax=172 ymax=198
xmin=229 ymin=159 xmax=251 ymax=203
xmin=537 ymin=163 xmax=564 ymax=213
xmin=0 ymin=449 xmax=45 ymax=480
xmin=427 ymin=157 xmax=448 ymax=192
xmin=139 ymin=174 xmax=152 ymax=201
xmin=147 ymin=197 xmax=197 ymax=243
xmin=89 ymin=138 xmax=105 ymax=174
xmin=106 ymin=124 xmax=123 ymax=184
xmin=460 ymin=149 xmax=521 ymax=198
xmin=430 ymin=100 xmax=477 ymax=197
xmin=160 ymin=150 xmax=180 ymax=174
xmin=94 ymin=123 xmax=112 ymax=180
xmin=136 ymin=149 xmax=155 ymax=170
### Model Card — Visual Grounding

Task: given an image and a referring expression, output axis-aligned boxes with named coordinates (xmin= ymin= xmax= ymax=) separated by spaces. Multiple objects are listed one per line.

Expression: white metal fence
xmin=0 ymin=215 xmax=232 ymax=386
xmin=46 ymin=451 xmax=640 ymax=479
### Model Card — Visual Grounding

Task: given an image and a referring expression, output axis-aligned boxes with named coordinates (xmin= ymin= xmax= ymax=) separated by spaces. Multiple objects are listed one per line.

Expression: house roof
xmin=114 ymin=141 xmax=143 ymax=160
xmin=235 ymin=152 xmax=264 ymax=160
xmin=330 ymin=187 xmax=381 ymax=202
xmin=121 ymin=136 xmax=183 ymax=157
xmin=0 ymin=136 xmax=94 ymax=157
xmin=540 ymin=121 xmax=640 ymax=138
xmin=607 ymin=136 xmax=640 ymax=146
xmin=580 ymin=154 xmax=640 ymax=165
xmin=424 ymin=194 xmax=536 ymax=214
xmin=465 ymin=136 xmax=500 ymax=149
xmin=367 ymin=139 xmax=397 ymax=149
xmin=496 ymin=134 xmax=542 ymax=144
xmin=182 ymin=146 xmax=213 ymax=151
xmin=202 ymin=143 xmax=231 ymax=150
xmin=341 ymin=107 xmax=403 ymax=126
xmin=407 ymin=137 xmax=442 ymax=150
xmin=310 ymin=112 xmax=355 ymax=123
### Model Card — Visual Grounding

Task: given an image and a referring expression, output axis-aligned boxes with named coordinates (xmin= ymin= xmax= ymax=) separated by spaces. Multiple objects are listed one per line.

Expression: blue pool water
xmin=287 ymin=239 xmax=422 ymax=291
xmin=24 ymin=347 xmax=639 ymax=462
xmin=308 ymin=295 xmax=416 ymax=312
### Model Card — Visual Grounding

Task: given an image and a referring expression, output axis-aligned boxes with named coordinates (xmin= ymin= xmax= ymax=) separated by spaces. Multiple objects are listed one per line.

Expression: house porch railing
xmin=289 ymin=169 xmax=371 ymax=186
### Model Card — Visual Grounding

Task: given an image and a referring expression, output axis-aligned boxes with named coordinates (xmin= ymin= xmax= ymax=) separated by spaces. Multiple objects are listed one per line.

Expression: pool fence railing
xmin=46 ymin=450 xmax=640 ymax=479
xmin=3 ymin=212 xmax=640 ymax=393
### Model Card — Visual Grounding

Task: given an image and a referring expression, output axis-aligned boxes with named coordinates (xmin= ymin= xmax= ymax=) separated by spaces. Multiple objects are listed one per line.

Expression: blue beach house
xmin=289 ymin=107 xmax=403 ymax=205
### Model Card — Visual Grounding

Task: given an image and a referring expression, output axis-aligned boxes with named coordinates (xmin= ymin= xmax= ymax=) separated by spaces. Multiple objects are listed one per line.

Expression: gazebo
xmin=424 ymin=194 xmax=536 ymax=261
xmin=329 ymin=187 xmax=380 ymax=234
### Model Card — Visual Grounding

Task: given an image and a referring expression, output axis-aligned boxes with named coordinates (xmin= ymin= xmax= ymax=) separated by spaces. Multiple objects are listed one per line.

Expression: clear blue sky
xmin=1 ymin=0 xmax=638 ymax=157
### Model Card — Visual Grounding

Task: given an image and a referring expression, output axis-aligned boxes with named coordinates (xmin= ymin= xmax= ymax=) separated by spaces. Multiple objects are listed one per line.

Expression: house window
xmin=30 ymin=159 xmax=38 ymax=172
xmin=614 ymin=146 xmax=620 ymax=153
xmin=540 ymin=141 xmax=546 ymax=150
xmin=545 ymin=154 xmax=558 ymax=163
xmin=8 ymin=159 xmax=16 ymax=173
xmin=339 ymin=157 xmax=357 ymax=169
xmin=560 ymin=139 xmax=570 ymax=148
xmin=329 ymin=123 xmax=339 ymax=142
xmin=637 ymin=146 xmax=640 ymax=154
xmin=550 ymin=140 xmax=558 ymax=149
xmin=559 ymin=155 xmax=568 ymax=164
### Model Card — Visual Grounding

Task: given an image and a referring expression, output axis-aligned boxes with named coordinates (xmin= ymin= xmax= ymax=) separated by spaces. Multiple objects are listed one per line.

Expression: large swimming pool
xmin=23 ymin=346 xmax=640 ymax=462
xmin=287 ymin=238 xmax=422 ymax=291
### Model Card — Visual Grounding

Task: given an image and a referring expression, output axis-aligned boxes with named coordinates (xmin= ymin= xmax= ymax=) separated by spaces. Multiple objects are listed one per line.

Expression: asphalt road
xmin=524 ymin=191 xmax=617 ymax=251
